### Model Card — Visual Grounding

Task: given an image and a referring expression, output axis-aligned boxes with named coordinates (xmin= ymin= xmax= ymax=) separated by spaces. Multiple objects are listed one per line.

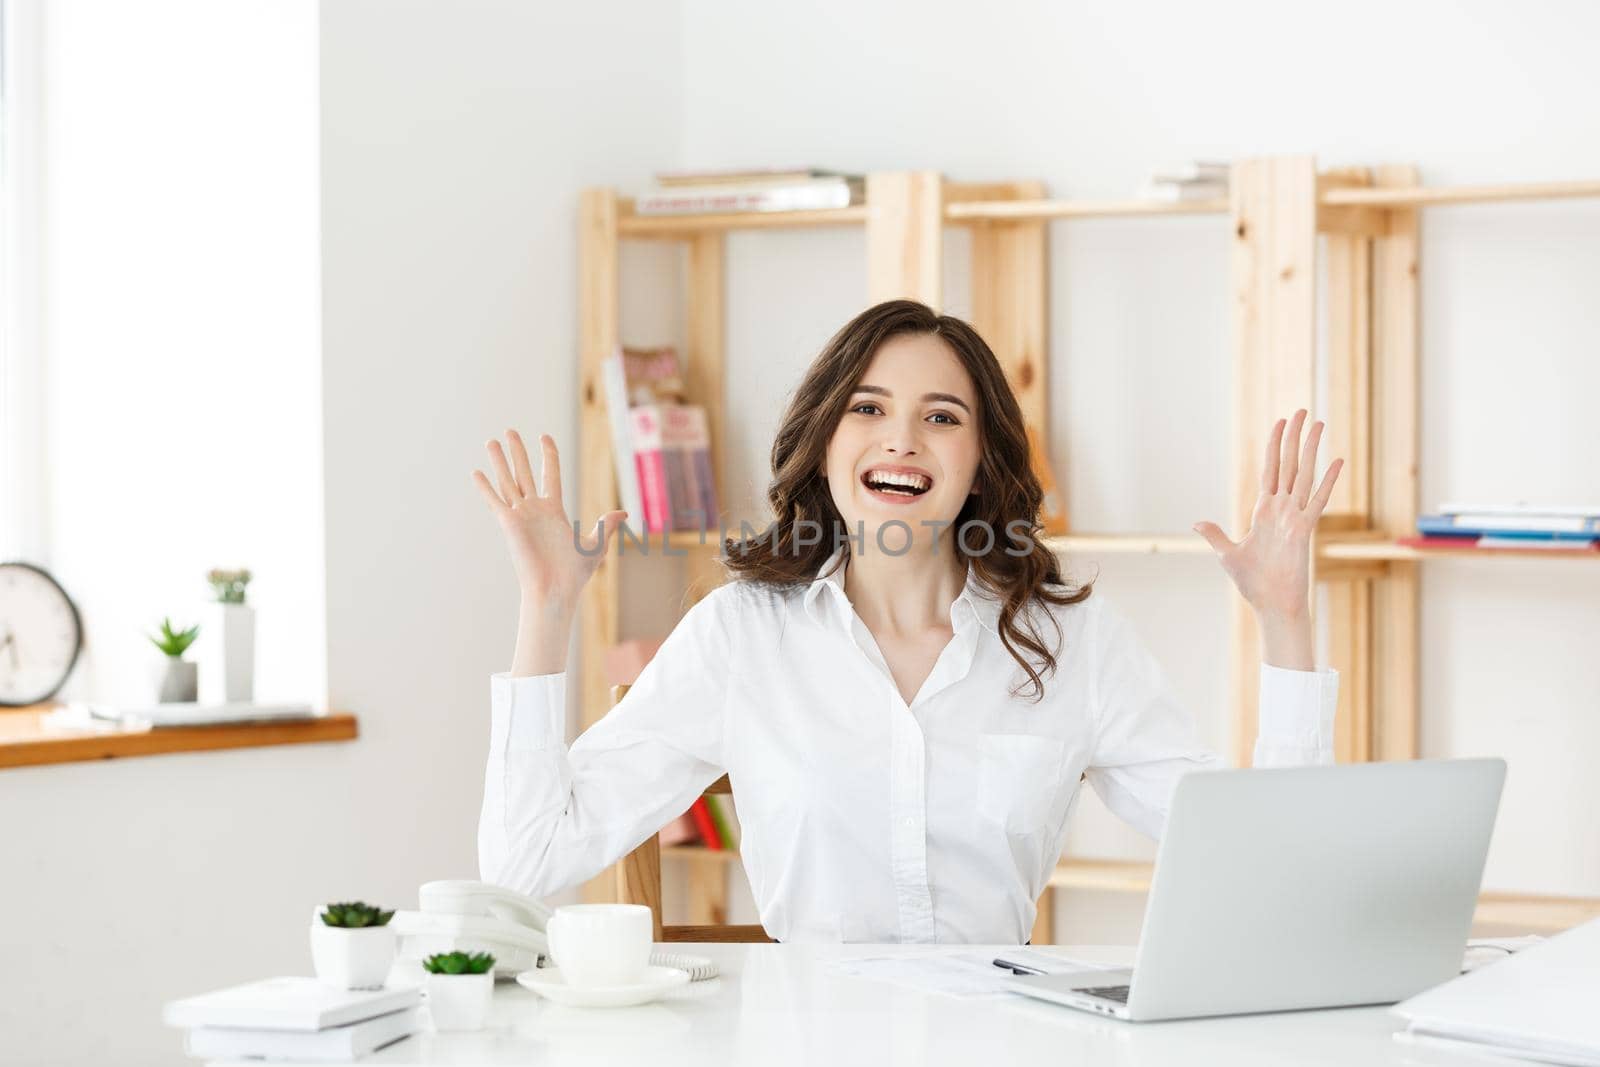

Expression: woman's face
xmin=822 ymin=332 xmax=982 ymax=554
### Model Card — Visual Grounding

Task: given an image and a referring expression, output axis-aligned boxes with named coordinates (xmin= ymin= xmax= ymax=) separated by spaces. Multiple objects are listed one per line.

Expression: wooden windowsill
xmin=0 ymin=704 xmax=359 ymax=770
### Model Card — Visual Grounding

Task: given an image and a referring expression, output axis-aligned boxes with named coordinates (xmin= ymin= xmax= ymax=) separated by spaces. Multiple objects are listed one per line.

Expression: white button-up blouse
xmin=479 ymin=548 xmax=1339 ymax=944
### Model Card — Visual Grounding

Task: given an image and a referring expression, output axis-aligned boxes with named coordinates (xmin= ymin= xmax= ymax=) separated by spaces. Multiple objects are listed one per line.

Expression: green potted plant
xmin=201 ymin=567 xmax=254 ymax=704
xmin=422 ymin=952 xmax=496 ymax=1031
xmin=310 ymin=901 xmax=396 ymax=990
xmin=147 ymin=617 xmax=200 ymax=703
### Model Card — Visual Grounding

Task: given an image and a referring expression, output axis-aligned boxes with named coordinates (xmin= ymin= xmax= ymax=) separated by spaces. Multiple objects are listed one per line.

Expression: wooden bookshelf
xmin=1049 ymin=858 xmax=1600 ymax=933
xmin=577 ymin=160 xmax=1600 ymax=939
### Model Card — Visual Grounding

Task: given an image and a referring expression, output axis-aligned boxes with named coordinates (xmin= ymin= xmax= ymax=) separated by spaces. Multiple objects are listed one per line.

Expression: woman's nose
xmin=882 ymin=418 xmax=922 ymax=456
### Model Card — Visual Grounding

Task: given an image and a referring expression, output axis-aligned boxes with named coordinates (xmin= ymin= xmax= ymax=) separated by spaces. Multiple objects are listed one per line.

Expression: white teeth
xmin=864 ymin=470 xmax=931 ymax=492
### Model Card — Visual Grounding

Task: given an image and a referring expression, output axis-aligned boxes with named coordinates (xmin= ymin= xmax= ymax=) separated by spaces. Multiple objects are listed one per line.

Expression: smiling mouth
xmin=860 ymin=470 xmax=933 ymax=497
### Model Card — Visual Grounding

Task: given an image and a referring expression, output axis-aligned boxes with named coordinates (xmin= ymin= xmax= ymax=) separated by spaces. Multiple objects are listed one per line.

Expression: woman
xmin=472 ymin=299 xmax=1342 ymax=944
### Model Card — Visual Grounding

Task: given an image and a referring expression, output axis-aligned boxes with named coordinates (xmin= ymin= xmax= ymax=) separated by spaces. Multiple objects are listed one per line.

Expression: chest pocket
xmin=977 ymin=733 xmax=1067 ymax=834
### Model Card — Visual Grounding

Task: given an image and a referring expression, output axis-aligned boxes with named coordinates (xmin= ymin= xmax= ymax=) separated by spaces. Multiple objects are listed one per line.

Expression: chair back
xmin=611 ymin=684 xmax=772 ymax=942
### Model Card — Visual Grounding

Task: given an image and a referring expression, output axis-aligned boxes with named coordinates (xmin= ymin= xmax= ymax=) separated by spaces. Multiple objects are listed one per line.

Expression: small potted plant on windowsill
xmin=310 ymin=901 xmax=396 ymax=990
xmin=201 ymin=567 xmax=254 ymax=703
xmin=148 ymin=617 xmax=201 ymax=703
xmin=422 ymin=952 xmax=496 ymax=1031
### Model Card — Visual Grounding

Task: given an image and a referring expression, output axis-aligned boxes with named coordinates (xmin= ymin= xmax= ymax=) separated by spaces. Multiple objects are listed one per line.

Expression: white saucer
xmin=515 ymin=964 xmax=689 ymax=1008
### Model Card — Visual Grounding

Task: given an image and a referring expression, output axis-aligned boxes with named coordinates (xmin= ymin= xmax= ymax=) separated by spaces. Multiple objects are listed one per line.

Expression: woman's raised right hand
xmin=472 ymin=430 xmax=627 ymax=611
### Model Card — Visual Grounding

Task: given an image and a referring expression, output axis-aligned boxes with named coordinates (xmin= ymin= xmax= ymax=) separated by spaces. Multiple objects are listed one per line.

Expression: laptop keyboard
xmin=1080 ymin=984 xmax=1131 ymax=1004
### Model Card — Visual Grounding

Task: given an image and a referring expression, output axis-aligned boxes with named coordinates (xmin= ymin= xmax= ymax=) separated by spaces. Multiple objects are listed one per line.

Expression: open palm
xmin=471 ymin=430 xmax=627 ymax=607
xmin=1193 ymin=410 xmax=1343 ymax=621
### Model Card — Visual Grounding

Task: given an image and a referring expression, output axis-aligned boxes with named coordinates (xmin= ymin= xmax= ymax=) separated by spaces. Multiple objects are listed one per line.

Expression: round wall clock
xmin=0 ymin=561 xmax=84 ymax=706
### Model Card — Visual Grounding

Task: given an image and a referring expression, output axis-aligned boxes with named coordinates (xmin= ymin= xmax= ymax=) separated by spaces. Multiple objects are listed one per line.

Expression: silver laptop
xmin=1007 ymin=758 xmax=1505 ymax=1022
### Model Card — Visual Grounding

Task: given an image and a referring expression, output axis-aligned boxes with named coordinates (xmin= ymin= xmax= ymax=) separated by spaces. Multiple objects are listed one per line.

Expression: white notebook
xmin=1394 ymin=918 xmax=1600 ymax=1066
xmin=183 ymin=1006 xmax=419 ymax=1062
xmin=163 ymin=977 xmax=420 ymax=1032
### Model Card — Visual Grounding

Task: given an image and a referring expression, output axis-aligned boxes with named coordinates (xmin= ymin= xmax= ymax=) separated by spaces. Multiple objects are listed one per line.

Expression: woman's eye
xmin=850 ymin=402 xmax=881 ymax=416
xmin=928 ymin=411 xmax=959 ymax=425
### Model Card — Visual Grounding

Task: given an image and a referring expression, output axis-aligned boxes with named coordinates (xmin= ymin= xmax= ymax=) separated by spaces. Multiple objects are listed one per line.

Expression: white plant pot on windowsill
xmin=309 ymin=922 xmax=395 ymax=990
xmin=200 ymin=602 xmax=255 ymax=704
xmin=425 ymin=972 xmax=493 ymax=1031
xmin=155 ymin=658 xmax=198 ymax=703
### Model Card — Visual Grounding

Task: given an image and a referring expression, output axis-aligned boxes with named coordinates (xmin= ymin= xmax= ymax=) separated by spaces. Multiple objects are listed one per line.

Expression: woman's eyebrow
xmin=854 ymin=383 xmax=973 ymax=415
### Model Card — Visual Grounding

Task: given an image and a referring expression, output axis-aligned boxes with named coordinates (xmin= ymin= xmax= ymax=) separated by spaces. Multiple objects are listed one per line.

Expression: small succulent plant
xmin=319 ymin=901 xmax=395 ymax=928
xmin=148 ymin=617 xmax=200 ymax=658
xmin=422 ymin=951 xmax=496 ymax=976
xmin=207 ymin=568 xmax=252 ymax=604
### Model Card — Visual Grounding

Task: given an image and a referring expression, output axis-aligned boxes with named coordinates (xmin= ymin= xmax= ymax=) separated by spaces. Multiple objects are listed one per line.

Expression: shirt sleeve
xmin=1082 ymin=595 xmax=1339 ymax=840
xmin=477 ymin=583 xmax=739 ymax=898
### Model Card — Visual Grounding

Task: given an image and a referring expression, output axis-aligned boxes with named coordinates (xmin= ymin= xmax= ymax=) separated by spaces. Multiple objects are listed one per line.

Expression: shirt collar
xmin=801 ymin=546 xmax=1003 ymax=636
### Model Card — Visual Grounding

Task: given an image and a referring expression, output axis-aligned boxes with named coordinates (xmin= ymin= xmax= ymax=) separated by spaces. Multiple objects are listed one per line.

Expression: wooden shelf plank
xmin=946 ymin=197 xmax=1228 ymax=222
xmin=1320 ymin=179 xmax=1600 ymax=208
xmin=0 ymin=706 xmax=358 ymax=770
xmin=1319 ymin=540 xmax=1600 ymax=562
xmin=1049 ymin=858 xmax=1600 ymax=932
xmin=662 ymin=845 xmax=741 ymax=866
xmin=617 ymin=203 xmax=869 ymax=236
xmin=1045 ymin=533 xmax=1213 ymax=556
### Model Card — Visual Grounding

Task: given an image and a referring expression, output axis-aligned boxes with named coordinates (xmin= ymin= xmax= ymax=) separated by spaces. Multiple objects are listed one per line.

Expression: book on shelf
xmin=1417 ymin=513 xmax=1600 ymax=539
xmin=603 ymin=344 xmax=688 ymax=529
xmin=1438 ymin=501 xmax=1600 ymax=519
xmin=655 ymin=166 xmax=863 ymax=187
xmin=182 ymin=1006 xmax=420 ymax=1062
xmin=163 ymin=977 xmax=420 ymax=1032
xmin=688 ymin=796 xmax=723 ymax=849
xmin=635 ymin=175 xmax=864 ymax=216
xmin=1399 ymin=535 xmax=1600 ymax=552
xmin=630 ymin=403 xmax=719 ymax=533
xmin=1149 ymin=161 xmax=1231 ymax=185
xmin=1139 ymin=179 xmax=1229 ymax=202
xmin=705 ymin=793 xmax=739 ymax=851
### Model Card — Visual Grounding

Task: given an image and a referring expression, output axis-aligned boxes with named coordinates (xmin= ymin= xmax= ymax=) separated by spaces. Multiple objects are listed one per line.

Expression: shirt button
xmin=902 ymin=817 xmax=915 ymax=828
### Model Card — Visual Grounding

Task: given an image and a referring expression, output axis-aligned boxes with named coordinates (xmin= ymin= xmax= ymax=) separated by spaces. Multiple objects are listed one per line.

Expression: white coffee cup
xmin=545 ymin=903 xmax=652 ymax=987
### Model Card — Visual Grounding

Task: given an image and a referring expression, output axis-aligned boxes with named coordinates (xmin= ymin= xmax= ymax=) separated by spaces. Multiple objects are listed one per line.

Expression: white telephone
xmin=391 ymin=881 xmax=554 ymax=977
xmin=391 ymin=880 xmax=718 ymax=981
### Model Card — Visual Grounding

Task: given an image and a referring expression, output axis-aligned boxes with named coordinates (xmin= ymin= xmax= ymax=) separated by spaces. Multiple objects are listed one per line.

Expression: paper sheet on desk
xmin=825 ymin=948 xmax=1116 ymax=999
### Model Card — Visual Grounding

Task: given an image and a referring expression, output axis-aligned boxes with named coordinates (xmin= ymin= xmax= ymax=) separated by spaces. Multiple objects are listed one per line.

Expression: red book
xmin=688 ymin=797 xmax=722 ymax=850
xmin=630 ymin=406 xmax=669 ymax=534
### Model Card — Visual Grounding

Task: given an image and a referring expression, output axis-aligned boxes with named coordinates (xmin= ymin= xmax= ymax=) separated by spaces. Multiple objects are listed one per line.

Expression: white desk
xmin=213 ymin=943 xmax=1487 ymax=1066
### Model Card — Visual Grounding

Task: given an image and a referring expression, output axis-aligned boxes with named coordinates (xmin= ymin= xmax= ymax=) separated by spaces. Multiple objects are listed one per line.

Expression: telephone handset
xmin=398 ymin=880 xmax=720 ymax=981
xmin=419 ymin=879 xmax=555 ymax=932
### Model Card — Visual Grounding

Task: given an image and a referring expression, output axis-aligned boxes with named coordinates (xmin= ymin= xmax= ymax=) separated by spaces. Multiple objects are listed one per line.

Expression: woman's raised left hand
xmin=1193 ymin=410 xmax=1343 ymax=623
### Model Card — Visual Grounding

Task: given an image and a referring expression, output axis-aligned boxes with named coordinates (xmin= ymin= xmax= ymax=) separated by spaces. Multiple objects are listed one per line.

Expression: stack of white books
xmin=163 ymin=977 xmax=421 ymax=1062
xmin=1141 ymin=161 xmax=1230 ymax=202
xmin=635 ymin=166 xmax=864 ymax=215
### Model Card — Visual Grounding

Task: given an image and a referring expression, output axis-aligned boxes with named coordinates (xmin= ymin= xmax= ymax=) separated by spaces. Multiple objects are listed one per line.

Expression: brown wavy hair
xmin=721 ymin=299 xmax=1093 ymax=701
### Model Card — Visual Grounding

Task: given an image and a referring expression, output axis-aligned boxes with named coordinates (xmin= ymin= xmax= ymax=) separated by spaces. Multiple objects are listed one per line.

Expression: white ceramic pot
xmin=155 ymin=658 xmax=198 ymax=703
xmin=200 ymin=602 xmax=255 ymax=703
xmin=426 ymin=972 xmax=493 ymax=1031
xmin=309 ymin=922 xmax=395 ymax=990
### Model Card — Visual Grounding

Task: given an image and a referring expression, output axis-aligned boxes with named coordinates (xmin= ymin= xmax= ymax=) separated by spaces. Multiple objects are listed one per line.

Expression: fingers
xmin=1192 ymin=520 xmax=1236 ymax=555
xmin=537 ymin=433 xmax=563 ymax=502
xmin=1308 ymin=457 xmax=1344 ymax=516
xmin=507 ymin=430 xmax=538 ymax=498
xmin=471 ymin=469 xmax=508 ymax=513
xmin=1278 ymin=409 xmax=1307 ymax=496
xmin=582 ymin=509 xmax=629 ymax=554
xmin=1261 ymin=418 xmax=1286 ymax=493
xmin=486 ymin=438 xmax=523 ymax=502
xmin=1292 ymin=419 xmax=1325 ymax=506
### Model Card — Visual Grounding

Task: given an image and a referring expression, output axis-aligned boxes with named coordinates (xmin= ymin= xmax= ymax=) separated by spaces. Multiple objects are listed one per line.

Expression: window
xmin=1 ymin=0 xmax=44 ymax=565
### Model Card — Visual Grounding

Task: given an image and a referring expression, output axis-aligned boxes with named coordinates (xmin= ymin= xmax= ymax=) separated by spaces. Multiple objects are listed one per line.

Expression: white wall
xmin=8 ymin=3 xmax=1600 ymax=1060
xmin=2 ymin=2 xmax=683 ymax=1063
xmin=677 ymin=0 xmax=1600 ymax=940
